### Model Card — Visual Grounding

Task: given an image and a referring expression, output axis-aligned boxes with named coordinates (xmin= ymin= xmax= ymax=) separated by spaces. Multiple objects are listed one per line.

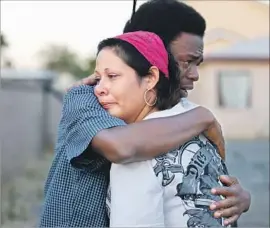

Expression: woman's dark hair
xmin=97 ymin=38 xmax=182 ymax=110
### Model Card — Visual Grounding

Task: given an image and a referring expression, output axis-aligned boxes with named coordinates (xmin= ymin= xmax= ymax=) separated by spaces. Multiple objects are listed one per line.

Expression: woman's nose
xmin=94 ymin=79 xmax=109 ymax=97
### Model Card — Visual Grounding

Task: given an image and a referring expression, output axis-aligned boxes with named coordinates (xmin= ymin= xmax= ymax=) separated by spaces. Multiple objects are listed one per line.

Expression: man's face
xmin=170 ymin=32 xmax=204 ymax=97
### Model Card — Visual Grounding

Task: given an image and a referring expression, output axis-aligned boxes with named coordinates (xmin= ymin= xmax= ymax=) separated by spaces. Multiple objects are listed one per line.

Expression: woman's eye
xmin=94 ymin=77 xmax=100 ymax=84
xmin=108 ymin=74 xmax=118 ymax=79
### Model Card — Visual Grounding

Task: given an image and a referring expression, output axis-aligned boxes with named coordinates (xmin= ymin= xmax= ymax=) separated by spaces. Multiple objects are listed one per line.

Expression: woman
xmin=93 ymin=31 xmax=231 ymax=227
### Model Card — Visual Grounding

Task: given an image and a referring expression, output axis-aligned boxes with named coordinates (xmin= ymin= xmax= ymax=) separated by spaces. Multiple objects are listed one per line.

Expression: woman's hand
xmin=210 ymin=175 xmax=251 ymax=226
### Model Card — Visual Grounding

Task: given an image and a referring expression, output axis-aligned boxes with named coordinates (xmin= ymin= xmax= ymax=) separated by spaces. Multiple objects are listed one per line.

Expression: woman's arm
xmin=91 ymin=106 xmax=216 ymax=163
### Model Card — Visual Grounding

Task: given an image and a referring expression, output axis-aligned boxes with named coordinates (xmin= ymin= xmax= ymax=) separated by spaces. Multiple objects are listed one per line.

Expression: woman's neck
xmin=134 ymin=105 xmax=158 ymax=122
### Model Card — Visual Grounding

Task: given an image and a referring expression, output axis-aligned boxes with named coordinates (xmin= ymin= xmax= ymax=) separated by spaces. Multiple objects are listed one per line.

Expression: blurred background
xmin=0 ymin=0 xmax=269 ymax=227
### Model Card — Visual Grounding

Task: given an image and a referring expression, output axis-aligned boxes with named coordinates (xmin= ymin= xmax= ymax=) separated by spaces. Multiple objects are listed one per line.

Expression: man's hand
xmin=203 ymin=119 xmax=225 ymax=160
xmin=66 ymin=74 xmax=96 ymax=91
xmin=210 ymin=175 xmax=251 ymax=226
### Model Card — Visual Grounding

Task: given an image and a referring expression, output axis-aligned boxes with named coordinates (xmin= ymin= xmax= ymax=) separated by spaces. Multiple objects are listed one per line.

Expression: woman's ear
xmin=146 ymin=66 xmax=160 ymax=90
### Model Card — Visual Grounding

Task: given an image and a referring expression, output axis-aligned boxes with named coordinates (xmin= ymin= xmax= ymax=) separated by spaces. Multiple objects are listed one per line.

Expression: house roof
xmin=257 ymin=0 xmax=269 ymax=5
xmin=206 ymin=36 xmax=269 ymax=60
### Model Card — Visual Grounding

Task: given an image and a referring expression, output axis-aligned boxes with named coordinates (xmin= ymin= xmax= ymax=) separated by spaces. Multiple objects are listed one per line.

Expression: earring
xmin=144 ymin=89 xmax=157 ymax=107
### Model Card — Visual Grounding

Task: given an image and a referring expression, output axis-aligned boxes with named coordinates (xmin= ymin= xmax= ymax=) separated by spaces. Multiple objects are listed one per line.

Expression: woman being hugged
xmin=94 ymin=31 xmax=230 ymax=227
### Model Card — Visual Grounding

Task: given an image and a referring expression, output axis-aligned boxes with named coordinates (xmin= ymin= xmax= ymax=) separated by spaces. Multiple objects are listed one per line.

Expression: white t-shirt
xmin=106 ymin=100 xmax=229 ymax=227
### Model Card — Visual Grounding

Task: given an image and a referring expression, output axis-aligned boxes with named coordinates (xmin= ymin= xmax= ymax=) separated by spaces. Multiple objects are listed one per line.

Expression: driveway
xmin=225 ymin=140 xmax=269 ymax=227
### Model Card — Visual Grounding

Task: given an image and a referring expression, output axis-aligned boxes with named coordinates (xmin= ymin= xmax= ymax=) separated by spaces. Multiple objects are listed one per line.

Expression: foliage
xmin=39 ymin=45 xmax=95 ymax=79
xmin=1 ymin=32 xmax=9 ymax=49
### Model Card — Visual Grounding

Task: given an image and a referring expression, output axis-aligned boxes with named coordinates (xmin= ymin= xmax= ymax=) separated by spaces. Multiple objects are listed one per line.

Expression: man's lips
xmin=181 ymin=85 xmax=194 ymax=90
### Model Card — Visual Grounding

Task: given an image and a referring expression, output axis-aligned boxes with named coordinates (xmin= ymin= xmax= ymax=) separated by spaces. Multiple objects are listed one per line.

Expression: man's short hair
xmin=123 ymin=0 xmax=206 ymax=46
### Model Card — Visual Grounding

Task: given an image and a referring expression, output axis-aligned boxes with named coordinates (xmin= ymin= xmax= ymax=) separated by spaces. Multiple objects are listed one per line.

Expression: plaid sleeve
xmin=61 ymin=85 xmax=126 ymax=171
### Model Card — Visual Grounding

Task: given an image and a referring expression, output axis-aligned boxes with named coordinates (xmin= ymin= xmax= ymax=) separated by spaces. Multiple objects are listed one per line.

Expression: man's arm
xmin=64 ymin=84 xmax=217 ymax=166
xmin=91 ymin=106 xmax=216 ymax=163
xmin=66 ymin=75 xmax=222 ymax=163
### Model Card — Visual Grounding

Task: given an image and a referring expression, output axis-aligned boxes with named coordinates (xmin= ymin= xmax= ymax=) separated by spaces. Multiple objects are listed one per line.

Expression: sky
xmin=1 ymin=1 xmax=147 ymax=69
xmin=1 ymin=0 xmax=269 ymax=69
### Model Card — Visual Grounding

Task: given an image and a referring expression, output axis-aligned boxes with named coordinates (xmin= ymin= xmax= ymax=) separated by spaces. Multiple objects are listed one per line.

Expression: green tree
xmin=0 ymin=33 xmax=9 ymax=50
xmin=84 ymin=57 xmax=96 ymax=75
xmin=1 ymin=32 xmax=14 ymax=68
xmin=39 ymin=45 xmax=95 ymax=79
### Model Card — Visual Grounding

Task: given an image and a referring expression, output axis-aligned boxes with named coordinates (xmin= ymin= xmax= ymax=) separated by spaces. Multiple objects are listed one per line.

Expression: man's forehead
xmin=171 ymin=33 xmax=203 ymax=48
xmin=170 ymin=33 xmax=204 ymax=59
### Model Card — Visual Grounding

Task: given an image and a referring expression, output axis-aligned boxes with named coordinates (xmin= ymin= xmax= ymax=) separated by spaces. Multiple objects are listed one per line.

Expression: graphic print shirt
xmin=106 ymin=100 xmax=229 ymax=227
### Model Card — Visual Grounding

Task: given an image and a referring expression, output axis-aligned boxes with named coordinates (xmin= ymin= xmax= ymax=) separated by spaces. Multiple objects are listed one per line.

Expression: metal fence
xmin=0 ymin=69 xmax=64 ymax=183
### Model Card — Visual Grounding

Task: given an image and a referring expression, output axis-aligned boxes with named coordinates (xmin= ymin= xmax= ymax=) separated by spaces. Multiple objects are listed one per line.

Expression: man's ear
xmin=146 ymin=66 xmax=160 ymax=90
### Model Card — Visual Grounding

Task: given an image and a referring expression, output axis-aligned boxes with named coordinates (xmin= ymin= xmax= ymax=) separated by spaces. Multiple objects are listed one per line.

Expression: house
xmin=184 ymin=0 xmax=269 ymax=139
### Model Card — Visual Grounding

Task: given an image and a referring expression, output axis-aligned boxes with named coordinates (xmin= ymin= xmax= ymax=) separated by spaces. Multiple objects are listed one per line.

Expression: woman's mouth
xmin=100 ymin=102 xmax=116 ymax=110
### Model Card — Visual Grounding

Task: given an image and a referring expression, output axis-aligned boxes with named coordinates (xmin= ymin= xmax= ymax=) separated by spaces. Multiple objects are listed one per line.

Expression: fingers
xmin=66 ymin=74 xmax=96 ymax=92
xmin=210 ymin=197 xmax=238 ymax=212
xmin=209 ymin=177 xmax=247 ymax=225
xmin=224 ymin=214 xmax=240 ymax=226
xmin=210 ymin=198 xmax=240 ymax=226
xmin=219 ymin=175 xmax=239 ymax=186
xmin=211 ymin=186 xmax=236 ymax=197
xmin=214 ymin=205 xmax=239 ymax=218
xmin=82 ymin=74 xmax=96 ymax=85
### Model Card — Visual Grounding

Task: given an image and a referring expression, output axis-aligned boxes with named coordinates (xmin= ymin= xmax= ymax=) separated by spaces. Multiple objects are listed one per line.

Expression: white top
xmin=106 ymin=99 xmax=229 ymax=227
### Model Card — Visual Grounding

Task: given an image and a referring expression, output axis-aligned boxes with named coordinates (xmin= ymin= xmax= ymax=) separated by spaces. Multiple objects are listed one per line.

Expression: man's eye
xmin=179 ymin=61 xmax=190 ymax=68
xmin=197 ymin=60 xmax=203 ymax=66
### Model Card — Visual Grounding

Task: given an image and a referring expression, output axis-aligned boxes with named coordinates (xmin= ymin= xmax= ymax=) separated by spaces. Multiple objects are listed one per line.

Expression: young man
xmin=124 ymin=1 xmax=251 ymax=223
xmin=39 ymin=1 xmax=250 ymax=227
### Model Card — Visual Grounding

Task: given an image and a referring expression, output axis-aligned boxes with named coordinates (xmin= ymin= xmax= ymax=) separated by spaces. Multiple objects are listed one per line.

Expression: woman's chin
xmin=108 ymin=110 xmax=128 ymax=122
xmin=107 ymin=109 xmax=120 ymax=118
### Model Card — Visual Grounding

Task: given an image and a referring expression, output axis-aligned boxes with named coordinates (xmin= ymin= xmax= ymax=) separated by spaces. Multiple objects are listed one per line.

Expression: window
xmin=218 ymin=70 xmax=252 ymax=108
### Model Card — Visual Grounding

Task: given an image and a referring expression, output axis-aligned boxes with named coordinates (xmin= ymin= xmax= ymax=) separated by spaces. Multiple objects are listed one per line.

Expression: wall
xmin=189 ymin=60 xmax=269 ymax=139
xmin=185 ymin=0 xmax=269 ymax=40
xmin=0 ymin=79 xmax=63 ymax=182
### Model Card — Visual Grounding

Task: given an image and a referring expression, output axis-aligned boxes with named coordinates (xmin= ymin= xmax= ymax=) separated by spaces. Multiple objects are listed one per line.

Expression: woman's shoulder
xmin=144 ymin=99 xmax=200 ymax=121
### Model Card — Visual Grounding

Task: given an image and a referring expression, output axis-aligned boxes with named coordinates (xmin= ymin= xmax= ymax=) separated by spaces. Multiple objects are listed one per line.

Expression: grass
xmin=1 ymin=152 xmax=53 ymax=227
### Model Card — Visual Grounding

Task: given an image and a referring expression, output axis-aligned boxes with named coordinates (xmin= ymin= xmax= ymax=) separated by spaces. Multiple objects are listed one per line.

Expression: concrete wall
xmin=0 ymin=79 xmax=63 ymax=182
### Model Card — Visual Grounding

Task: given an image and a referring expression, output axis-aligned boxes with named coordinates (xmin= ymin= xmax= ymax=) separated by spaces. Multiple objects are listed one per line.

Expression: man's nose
xmin=188 ymin=65 xmax=199 ymax=82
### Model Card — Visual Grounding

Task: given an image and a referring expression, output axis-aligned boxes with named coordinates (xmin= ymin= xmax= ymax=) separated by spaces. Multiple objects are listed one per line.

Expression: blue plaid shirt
xmin=39 ymin=85 xmax=125 ymax=227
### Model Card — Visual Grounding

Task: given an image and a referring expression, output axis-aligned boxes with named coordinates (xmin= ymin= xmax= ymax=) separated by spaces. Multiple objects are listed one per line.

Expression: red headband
xmin=115 ymin=31 xmax=169 ymax=78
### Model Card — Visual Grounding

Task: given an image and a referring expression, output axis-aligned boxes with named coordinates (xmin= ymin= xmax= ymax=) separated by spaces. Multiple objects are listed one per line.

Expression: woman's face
xmin=94 ymin=48 xmax=157 ymax=123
